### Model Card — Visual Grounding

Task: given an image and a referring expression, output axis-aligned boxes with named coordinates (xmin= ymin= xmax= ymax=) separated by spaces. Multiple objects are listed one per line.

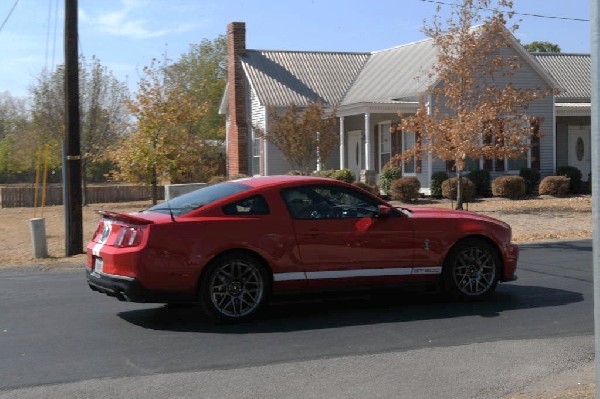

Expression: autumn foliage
xmin=257 ymin=102 xmax=338 ymax=174
xmin=392 ymin=0 xmax=554 ymax=209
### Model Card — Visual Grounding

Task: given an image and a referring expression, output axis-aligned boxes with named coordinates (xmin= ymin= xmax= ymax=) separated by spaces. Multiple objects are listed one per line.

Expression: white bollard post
xmin=29 ymin=218 xmax=49 ymax=259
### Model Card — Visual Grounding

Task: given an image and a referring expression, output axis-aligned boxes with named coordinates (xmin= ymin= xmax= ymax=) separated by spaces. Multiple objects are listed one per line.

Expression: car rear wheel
xmin=199 ymin=253 xmax=270 ymax=322
xmin=443 ymin=238 xmax=500 ymax=300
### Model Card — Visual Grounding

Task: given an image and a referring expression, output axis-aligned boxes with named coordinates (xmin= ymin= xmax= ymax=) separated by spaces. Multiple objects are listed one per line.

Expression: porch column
xmin=339 ymin=116 xmax=345 ymax=169
xmin=364 ymin=112 xmax=372 ymax=170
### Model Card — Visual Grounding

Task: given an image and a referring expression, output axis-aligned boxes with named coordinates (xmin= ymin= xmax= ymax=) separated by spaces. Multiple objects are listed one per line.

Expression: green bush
xmin=538 ymin=176 xmax=570 ymax=196
xmin=467 ymin=170 xmax=491 ymax=197
xmin=379 ymin=167 xmax=403 ymax=195
xmin=287 ymin=170 xmax=305 ymax=176
xmin=519 ymin=168 xmax=541 ymax=195
xmin=311 ymin=169 xmax=335 ymax=178
xmin=430 ymin=171 xmax=449 ymax=198
xmin=390 ymin=177 xmax=421 ymax=202
xmin=441 ymin=177 xmax=475 ymax=202
xmin=556 ymin=166 xmax=582 ymax=193
xmin=491 ymin=176 xmax=526 ymax=199
xmin=330 ymin=168 xmax=356 ymax=183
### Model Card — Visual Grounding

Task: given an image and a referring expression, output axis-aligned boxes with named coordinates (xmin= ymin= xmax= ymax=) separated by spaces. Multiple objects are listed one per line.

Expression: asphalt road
xmin=0 ymin=239 xmax=594 ymax=398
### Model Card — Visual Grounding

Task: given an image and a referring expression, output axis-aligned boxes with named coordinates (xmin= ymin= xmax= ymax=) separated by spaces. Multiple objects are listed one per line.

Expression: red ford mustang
xmin=86 ymin=175 xmax=518 ymax=321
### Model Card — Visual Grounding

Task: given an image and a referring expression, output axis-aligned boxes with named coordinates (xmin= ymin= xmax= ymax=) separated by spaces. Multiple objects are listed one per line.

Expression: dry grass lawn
xmin=0 ymin=195 xmax=591 ymax=268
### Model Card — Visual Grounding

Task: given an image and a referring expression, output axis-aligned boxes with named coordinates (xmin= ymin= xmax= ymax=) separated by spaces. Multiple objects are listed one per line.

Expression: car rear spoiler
xmin=95 ymin=210 xmax=154 ymax=225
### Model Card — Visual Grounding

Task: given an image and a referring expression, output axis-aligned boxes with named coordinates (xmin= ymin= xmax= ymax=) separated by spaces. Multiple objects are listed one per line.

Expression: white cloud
xmin=82 ymin=0 xmax=169 ymax=40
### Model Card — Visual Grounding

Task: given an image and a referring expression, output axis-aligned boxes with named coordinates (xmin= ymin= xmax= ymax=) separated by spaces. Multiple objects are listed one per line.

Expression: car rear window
xmin=148 ymin=182 xmax=252 ymax=216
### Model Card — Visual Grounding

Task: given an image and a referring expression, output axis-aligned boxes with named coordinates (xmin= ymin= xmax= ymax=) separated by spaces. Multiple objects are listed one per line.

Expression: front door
xmin=347 ymin=130 xmax=362 ymax=180
xmin=568 ymin=126 xmax=591 ymax=180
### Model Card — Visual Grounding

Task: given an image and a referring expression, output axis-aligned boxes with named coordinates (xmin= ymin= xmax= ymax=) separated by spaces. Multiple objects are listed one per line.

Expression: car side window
xmin=282 ymin=185 xmax=379 ymax=219
xmin=222 ymin=195 xmax=270 ymax=215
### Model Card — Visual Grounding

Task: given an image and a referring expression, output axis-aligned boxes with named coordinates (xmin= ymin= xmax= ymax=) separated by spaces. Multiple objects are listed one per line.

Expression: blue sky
xmin=0 ymin=0 xmax=591 ymax=98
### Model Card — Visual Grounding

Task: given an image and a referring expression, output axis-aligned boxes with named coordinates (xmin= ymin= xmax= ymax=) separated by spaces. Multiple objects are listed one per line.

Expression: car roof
xmin=229 ymin=175 xmax=345 ymax=189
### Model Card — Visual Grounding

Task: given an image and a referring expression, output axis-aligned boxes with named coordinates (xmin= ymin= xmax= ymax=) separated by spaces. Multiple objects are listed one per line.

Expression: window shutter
xmin=415 ymin=130 xmax=422 ymax=173
xmin=373 ymin=124 xmax=379 ymax=172
xmin=531 ymin=118 xmax=541 ymax=170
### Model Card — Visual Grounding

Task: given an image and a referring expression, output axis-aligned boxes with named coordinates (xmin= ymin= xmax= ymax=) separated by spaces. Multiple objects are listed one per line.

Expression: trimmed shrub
xmin=441 ymin=177 xmax=475 ymax=202
xmin=287 ymin=170 xmax=305 ymax=175
xmin=379 ymin=167 xmax=403 ymax=196
xmin=353 ymin=182 xmax=380 ymax=197
xmin=311 ymin=169 xmax=335 ymax=178
xmin=556 ymin=166 xmax=582 ymax=193
xmin=330 ymin=168 xmax=356 ymax=183
xmin=491 ymin=176 xmax=526 ymax=199
xmin=519 ymin=168 xmax=541 ymax=195
xmin=430 ymin=171 xmax=449 ymax=198
xmin=467 ymin=170 xmax=491 ymax=197
xmin=538 ymin=176 xmax=570 ymax=196
xmin=390 ymin=177 xmax=421 ymax=202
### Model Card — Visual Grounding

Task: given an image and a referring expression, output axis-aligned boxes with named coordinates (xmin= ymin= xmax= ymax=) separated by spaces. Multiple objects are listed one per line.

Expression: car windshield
xmin=148 ymin=182 xmax=252 ymax=216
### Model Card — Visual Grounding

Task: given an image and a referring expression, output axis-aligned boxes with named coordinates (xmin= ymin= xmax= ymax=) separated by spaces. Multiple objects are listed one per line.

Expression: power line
xmin=0 ymin=0 xmax=19 ymax=34
xmin=417 ymin=0 xmax=589 ymax=22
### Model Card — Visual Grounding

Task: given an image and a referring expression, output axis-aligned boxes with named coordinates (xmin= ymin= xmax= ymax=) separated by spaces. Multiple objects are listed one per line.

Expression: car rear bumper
xmin=86 ymin=269 xmax=195 ymax=303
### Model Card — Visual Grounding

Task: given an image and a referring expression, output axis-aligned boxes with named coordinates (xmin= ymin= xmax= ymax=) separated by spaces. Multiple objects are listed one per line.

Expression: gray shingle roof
xmin=532 ymin=53 xmax=590 ymax=101
xmin=241 ymin=50 xmax=369 ymax=107
xmin=342 ymin=39 xmax=437 ymax=105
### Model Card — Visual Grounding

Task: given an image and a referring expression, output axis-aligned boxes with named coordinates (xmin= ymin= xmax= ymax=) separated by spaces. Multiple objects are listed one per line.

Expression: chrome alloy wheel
xmin=452 ymin=246 xmax=497 ymax=296
xmin=208 ymin=259 xmax=265 ymax=318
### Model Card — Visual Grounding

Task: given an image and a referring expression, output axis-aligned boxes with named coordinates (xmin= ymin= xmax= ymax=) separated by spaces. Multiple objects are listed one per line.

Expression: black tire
xmin=199 ymin=253 xmax=270 ymax=322
xmin=443 ymin=238 xmax=501 ymax=300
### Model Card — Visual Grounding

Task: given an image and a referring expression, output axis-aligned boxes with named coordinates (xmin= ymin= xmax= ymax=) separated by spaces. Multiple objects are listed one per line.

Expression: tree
xmin=392 ymin=0 xmax=553 ymax=209
xmin=522 ymin=41 xmax=561 ymax=53
xmin=169 ymin=36 xmax=227 ymax=140
xmin=0 ymin=92 xmax=31 ymax=181
xmin=28 ymin=57 xmax=130 ymax=198
xmin=256 ymin=102 xmax=338 ymax=174
xmin=111 ymin=57 xmax=221 ymax=204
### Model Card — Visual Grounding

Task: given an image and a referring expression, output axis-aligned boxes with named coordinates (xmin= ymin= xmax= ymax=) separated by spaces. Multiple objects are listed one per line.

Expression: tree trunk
xmin=456 ymin=168 xmax=463 ymax=210
xmin=151 ymin=167 xmax=158 ymax=205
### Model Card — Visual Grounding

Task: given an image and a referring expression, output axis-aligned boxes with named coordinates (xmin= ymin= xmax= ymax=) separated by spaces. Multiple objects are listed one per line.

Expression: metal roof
xmin=342 ymin=39 xmax=438 ymax=105
xmin=241 ymin=50 xmax=369 ymax=107
xmin=532 ymin=53 xmax=590 ymax=101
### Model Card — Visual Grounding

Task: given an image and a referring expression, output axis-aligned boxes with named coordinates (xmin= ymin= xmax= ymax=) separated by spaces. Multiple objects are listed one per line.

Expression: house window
xmin=402 ymin=131 xmax=416 ymax=174
xmin=379 ymin=122 xmax=391 ymax=169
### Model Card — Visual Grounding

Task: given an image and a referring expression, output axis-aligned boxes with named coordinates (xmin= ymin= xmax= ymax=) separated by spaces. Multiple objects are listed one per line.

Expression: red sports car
xmin=86 ymin=175 xmax=518 ymax=321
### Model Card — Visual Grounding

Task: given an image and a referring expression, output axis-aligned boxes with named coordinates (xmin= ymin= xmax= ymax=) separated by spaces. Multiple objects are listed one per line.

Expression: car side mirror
xmin=376 ymin=205 xmax=396 ymax=218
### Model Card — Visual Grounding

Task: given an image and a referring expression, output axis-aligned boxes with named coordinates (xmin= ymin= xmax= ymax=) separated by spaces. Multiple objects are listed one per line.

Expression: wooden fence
xmin=0 ymin=184 xmax=165 ymax=208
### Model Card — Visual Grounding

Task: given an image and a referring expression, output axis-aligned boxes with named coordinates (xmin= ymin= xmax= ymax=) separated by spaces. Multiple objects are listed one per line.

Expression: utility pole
xmin=63 ymin=0 xmax=83 ymax=256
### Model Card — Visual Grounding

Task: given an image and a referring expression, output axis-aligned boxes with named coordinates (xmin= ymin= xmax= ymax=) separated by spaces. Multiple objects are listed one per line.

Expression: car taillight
xmin=114 ymin=226 xmax=144 ymax=248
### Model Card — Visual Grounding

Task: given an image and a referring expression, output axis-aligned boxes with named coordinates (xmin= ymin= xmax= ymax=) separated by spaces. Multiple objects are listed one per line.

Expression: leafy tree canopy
xmin=522 ymin=41 xmax=561 ymax=53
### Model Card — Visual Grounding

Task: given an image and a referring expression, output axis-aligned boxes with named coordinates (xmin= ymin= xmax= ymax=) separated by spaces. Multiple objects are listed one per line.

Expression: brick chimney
xmin=226 ymin=22 xmax=249 ymax=176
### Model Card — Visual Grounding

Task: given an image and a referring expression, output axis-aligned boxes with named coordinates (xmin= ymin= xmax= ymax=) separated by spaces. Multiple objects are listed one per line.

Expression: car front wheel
xmin=443 ymin=239 xmax=500 ymax=300
xmin=199 ymin=253 xmax=270 ymax=322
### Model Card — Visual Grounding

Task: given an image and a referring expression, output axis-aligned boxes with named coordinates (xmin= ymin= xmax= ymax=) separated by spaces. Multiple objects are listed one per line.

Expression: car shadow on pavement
xmin=117 ymin=283 xmax=583 ymax=333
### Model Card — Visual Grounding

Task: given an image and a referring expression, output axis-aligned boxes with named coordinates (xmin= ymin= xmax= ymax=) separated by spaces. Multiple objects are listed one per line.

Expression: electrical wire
xmin=0 ymin=0 xmax=19 ymax=34
xmin=417 ymin=0 xmax=589 ymax=22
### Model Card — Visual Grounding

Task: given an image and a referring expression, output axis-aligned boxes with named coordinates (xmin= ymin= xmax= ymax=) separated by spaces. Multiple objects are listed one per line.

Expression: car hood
xmin=399 ymin=206 xmax=511 ymax=230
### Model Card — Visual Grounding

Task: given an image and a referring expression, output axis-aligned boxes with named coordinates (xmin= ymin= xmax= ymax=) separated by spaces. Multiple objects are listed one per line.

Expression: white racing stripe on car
xmin=92 ymin=221 xmax=112 ymax=257
xmin=92 ymin=242 xmax=103 ymax=257
xmin=273 ymin=266 xmax=442 ymax=282
xmin=272 ymin=272 xmax=307 ymax=282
